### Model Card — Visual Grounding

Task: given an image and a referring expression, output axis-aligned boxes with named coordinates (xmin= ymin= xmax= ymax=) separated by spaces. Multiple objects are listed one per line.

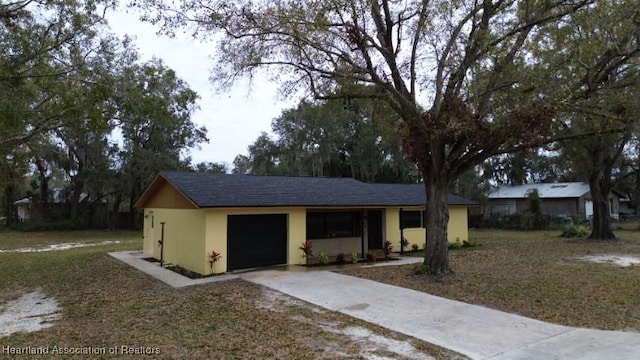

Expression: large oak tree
xmin=1 ymin=0 xmax=121 ymax=223
xmin=139 ymin=0 xmax=637 ymax=274
xmin=530 ymin=0 xmax=640 ymax=239
xmin=1 ymin=1 xmax=209 ymax=228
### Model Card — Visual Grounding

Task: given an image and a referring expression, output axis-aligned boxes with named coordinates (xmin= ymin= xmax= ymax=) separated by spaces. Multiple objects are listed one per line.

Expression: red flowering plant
xmin=209 ymin=250 xmax=222 ymax=274
xmin=383 ymin=240 xmax=393 ymax=258
xmin=300 ymin=241 xmax=313 ymax=259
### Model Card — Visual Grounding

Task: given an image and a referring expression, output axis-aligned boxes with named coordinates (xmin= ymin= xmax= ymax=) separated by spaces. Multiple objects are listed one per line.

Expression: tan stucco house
xmin=134 ymin=171 xmax=476 ymax=275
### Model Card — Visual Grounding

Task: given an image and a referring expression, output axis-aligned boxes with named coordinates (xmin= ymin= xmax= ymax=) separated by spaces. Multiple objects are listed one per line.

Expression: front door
xmin=367 ymin=210 xmax=383 ymax=250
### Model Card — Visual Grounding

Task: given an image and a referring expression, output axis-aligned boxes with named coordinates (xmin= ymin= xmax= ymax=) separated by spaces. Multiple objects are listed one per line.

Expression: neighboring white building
xmin=14 ymin=198 xmax=31 ymax=222
xmin=487 ymin=182 xmax=622 ymax=220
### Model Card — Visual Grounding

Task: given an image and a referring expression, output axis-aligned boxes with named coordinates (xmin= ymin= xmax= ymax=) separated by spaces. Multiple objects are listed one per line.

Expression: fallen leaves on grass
xmin=0 ymin=231 xmax=463 ymax=359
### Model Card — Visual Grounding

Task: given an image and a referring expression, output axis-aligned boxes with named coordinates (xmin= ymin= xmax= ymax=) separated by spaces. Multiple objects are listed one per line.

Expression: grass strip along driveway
xmin=0 ymin=231 xmax=457 ymax=360
xmin=343 ymin=225 xmax=640 ymax=331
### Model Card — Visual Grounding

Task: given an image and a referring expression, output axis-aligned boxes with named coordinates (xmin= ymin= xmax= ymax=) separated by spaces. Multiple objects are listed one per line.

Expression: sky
xmin=104 ymin=7 xmax=300 ymax=167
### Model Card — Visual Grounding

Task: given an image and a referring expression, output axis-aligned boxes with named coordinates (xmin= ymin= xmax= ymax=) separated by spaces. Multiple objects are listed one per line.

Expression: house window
xmin=306 ymin=211 xmax=362 ymax=239
xmin=400 ymin=210 xmax=424 ymax=229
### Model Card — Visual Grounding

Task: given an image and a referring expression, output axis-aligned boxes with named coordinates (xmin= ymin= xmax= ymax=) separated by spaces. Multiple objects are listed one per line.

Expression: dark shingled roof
xmin=156 ymin=171 xmax=476 ymax=208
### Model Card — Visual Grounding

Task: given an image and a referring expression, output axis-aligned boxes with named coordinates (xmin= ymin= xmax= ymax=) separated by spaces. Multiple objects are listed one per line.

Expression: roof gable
xmin=134 ymin=175 xmax=197 ymax=209
xmin=135 ymin=171 xmax=477 ymax=209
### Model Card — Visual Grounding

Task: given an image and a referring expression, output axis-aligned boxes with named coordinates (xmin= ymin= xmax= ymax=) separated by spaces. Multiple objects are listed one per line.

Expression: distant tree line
xmin=230 ymin=92 xmax=420 ymax=183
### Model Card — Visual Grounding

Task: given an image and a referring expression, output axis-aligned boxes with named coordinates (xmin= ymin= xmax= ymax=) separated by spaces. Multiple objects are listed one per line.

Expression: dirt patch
xmin=579 ymin=254 xmax=640 ymax=267
xmin=255 ymin=288 xmax=435 ymax=360
xmin=0 ymin=240 xmax=120 ymax=253
xmin=321 ymin=324 xmax=435 ymax=360
xmin=0 ymin=290 xmax=60 ymax=338
xmin=254 ymin=287 xmax=309 ymax=313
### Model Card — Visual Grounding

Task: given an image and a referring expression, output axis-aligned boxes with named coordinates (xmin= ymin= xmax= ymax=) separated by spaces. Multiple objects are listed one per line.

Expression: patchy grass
xmin=0 ymin=230 xmax=141 ymax=250
xmin=0 ymin=231 xmax=460 ymax=359
xmin=343 ymin=227 xmax=640 ymax=331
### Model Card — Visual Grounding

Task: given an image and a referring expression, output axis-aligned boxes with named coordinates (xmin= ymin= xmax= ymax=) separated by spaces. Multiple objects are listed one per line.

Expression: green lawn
xmin=0 ymin=231 xmax=457 ymax=359
xmin=344 ymin=224 xmax=640 ymax=331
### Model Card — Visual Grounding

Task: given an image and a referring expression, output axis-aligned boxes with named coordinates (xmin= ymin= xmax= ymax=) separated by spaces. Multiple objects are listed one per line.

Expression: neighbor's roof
xmin=135 ymin=171 xmax=476 ymax=208
xmin=14 ymin=198 xmax=31 ymax=205
xmin=488 ymin=182 xmax=591 ymax=199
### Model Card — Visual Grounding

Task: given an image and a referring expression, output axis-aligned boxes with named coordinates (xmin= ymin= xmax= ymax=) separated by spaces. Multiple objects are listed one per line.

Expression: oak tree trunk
xmin=69 ymin=179 xmax=84 ymax=221
xmin=424 ymin=172 xmax=450 ymax=275
xmin=109 ymin=194 xmax=122 ymax=230
xmin=3 ymin=185 xmax=17 ymax=225
xmin=588 ymin=177 xmax=616 ymax=240
xmin=35 ymin=159 xmax=50 ymax=221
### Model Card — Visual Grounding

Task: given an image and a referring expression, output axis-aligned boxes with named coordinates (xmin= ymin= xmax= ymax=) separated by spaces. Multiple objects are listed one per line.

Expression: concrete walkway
xmin=110 ymin=251 xmax=640 ymax=359
xmin=109 ymin=251 xmax=239 ymax=288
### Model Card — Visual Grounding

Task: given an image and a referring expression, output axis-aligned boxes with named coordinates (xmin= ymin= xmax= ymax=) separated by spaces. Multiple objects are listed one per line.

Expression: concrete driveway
xmin=110 ymin=251 xmax=640 ymax=359
xmin=239 ymin=269 xmax=640 ymax=360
